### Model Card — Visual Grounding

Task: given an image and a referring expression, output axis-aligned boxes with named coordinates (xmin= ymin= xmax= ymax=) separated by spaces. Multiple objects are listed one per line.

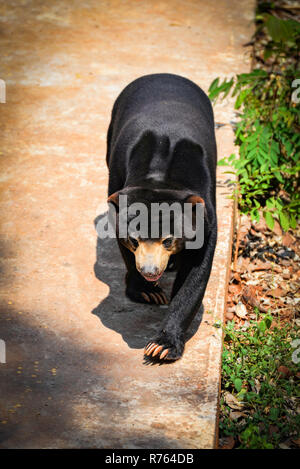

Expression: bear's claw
xmin=144 ymin=330 xmax=185 ymax=362
xmin=126 ymin=279 xmax=168 ymax=305
xmin=144 ymin=342 xmax=169 ymax=360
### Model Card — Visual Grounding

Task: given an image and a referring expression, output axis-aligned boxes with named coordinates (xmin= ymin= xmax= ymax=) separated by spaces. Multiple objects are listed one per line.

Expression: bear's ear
xmin=184 ymin=195 xmax=207 ymax=232
xmin=107 ymin=191 xmax=119 ymax=208
xmin=185 ymin=195 xmax=205 ymax=207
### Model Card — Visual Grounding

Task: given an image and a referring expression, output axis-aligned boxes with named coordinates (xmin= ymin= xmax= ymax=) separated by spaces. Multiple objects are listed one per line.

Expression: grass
xmin=216 ymin=312 xmax=300 ymax=448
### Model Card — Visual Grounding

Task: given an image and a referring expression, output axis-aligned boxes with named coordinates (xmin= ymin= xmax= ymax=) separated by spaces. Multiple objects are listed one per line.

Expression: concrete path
xmin=0 ymin=0 xmax=254 ymax=448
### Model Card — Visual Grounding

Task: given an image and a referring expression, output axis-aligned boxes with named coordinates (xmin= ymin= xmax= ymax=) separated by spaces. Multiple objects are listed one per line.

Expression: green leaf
xmin=264 ymin=211 xmax=275 ymax=230
xmin=273 ymin=171 xmax=284 ymax=183
xmin=290 ymin=214 xmax=297 ymax=229
xmin=258 ymin=320 xmax=267 ymax=334
xmin=234 ymin=378 xmax=243 ymax=393
xmin=265 ymin=315 xmax=272 ymax=329
xmin=269 ymin=407 xmax=279 ymax=421
xmin=208 ymin=77 xmax=219 ymax=94
xmin=235 ymin=89 xmax=251 ymax=110
xmin=265 ymin=15 xmax=299 ymax=44
xmin=217 ymin=157 xmax=229 ymax=166
xmin=279 ymin=211 xmax=290 ymax=232
xmin=208 ymin=78 xmax=220 ymax=100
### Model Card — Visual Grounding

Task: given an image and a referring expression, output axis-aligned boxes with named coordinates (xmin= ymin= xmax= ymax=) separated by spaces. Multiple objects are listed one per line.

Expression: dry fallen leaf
xmin=267 ymin=288 xmax=286 ymax=298
xmin=235 ymin=301 xmax=248 ymax=319
xmin=252 ymin=215 xmax=268 ymax=233
xmin=219 ymin=435 xmax=235 ymax=450
xmin=225 ymin=311 xmax=234 ymax=321
xmin=282 ymin=233 xmax=295 ymax=248
xmin=277 ymin=366 xmax=292 ymax=378
xmin=273 ymin=220 xmax=283 ymax=236
xmin=292 ymin=438 xmax=300 ymax=447
xmin=236 ymin=256 xmax=250 ymax=273
xmin=279 ymin=441 xmax=291 ymax=450
xmin=242 ymin=285 xmax=268 ymax=312
xmin=228 ymin=283 xmax=242 ymax=295
xmin=229 ymin=410 xmax=248 ymax=420
xmin=224 ymin=391 xmax=245 ymax=410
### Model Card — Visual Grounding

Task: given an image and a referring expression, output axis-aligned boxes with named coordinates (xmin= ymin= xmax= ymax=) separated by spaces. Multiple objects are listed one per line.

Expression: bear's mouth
xmin=142 ymin=272 xmax=163 ymax=282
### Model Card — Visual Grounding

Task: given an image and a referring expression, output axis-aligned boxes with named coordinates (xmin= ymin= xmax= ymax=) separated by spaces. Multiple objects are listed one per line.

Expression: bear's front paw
xmin=144 ymin=329 xmax=185 ymax=362
xmin=126 ymin=275 xmax=168 ymax=305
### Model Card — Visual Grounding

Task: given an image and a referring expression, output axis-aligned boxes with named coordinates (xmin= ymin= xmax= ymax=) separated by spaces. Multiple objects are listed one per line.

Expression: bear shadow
xmin=91 ymin=212 xmax=203 ymax=351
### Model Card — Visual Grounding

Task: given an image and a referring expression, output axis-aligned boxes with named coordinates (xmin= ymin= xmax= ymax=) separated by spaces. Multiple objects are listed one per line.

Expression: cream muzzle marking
xmin=126 ymin=237 xmax=180 ymax=282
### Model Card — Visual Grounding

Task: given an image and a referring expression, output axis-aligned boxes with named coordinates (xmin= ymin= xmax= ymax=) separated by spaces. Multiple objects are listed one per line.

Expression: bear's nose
xmin=140 ymin=265 xmax=160 ymax=277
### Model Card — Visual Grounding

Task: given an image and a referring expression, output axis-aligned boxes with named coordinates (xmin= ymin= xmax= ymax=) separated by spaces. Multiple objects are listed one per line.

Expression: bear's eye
xmin=163 ymin=237 xmax=173 ymax=249
xmin=129 ymin=236 xmax=139 ymax=248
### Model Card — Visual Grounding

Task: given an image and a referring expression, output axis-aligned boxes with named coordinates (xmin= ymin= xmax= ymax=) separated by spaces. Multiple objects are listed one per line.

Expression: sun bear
xmin=105 ymin=73 xmax=217 ymax=361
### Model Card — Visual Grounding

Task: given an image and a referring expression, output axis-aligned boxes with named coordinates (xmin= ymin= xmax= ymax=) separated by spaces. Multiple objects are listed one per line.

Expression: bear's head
xmin=108 ymin=187 xmax=205 ymax=282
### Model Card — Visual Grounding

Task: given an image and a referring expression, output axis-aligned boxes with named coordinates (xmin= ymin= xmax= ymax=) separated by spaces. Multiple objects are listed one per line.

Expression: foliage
xmin=208 ymin=12 xmax=300 ymax=231
xmin=218 ymin=314 xmax=300 ymax=449
xmin=211 ymin=3 xmax=300 ymax=450
xmin=255 ymin=2 xmax=300 ymax=65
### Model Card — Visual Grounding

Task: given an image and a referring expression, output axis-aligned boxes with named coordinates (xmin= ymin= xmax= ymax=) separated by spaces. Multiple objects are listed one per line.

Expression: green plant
xmin=255 ymin=3 xmax=300 ymax=65
xmin=218 ymin=314 xmax=300 ymax=449
xmin=208 ymin=12 xmax=300 ymax=231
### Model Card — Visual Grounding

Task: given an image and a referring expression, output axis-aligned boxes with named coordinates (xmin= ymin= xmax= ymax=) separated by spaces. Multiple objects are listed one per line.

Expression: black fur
xmin=106 ymin=73 xmax=217 ymax=361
